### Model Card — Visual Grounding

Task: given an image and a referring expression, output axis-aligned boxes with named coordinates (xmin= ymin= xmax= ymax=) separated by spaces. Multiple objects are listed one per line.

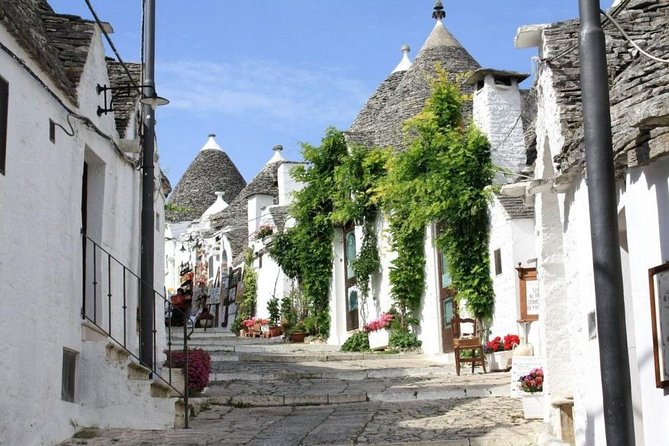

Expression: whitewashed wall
xmin=0 ymin=24 xmax=168 ymax=446
xmin=277 ymin=162 xmax=304 ymax=205
xmin=625 ymin=156 xmax=669 ymax=445
xmin=472 ymin=74 xmax=526 ymax=180
xmin=488 ymin=199 xmax=538 ymax=348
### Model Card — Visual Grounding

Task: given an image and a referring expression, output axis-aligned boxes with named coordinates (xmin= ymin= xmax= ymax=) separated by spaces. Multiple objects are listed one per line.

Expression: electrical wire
xmin=544 ymin=0 xmax=632 ymax=65
xmin=601 ymin=8 xmax=669 ymax=64
xmin=52 ymin=113 xmax=76 ymax=137
xmin=0 ymin=40 xmax=135 ymax=166
xmin=83 ymin=0 xmax=139 ymax=89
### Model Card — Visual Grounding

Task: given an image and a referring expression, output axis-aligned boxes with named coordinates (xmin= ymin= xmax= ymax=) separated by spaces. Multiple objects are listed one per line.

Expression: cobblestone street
xmin=60 ymin=332 xmax=540 ymax=446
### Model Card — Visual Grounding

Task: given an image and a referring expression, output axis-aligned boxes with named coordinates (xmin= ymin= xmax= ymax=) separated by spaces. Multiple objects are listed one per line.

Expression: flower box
xmin=522 ymin=393 xmax=544 ymax=419
xmin=368 ymin=328 xmax=390 ymax=350
xmin=486 ymin=350 xmax=512 ymax=371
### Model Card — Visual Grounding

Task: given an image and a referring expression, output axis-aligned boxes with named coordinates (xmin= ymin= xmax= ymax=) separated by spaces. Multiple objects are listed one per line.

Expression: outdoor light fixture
xmin=139 ymin=93 xmax=170 ymax=108
xmin=96 ymin=83 xmax=169 ymax=116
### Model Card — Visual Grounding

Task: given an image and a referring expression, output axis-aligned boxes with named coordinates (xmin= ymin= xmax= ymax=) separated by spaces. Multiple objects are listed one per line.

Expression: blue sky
xmin=48 ymin=1 xmax=586 ymax=186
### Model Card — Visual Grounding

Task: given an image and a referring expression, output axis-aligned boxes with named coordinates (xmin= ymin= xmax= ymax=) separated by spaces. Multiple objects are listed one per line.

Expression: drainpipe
xmin=139 ymin=0 xmax=156 ymax=367
xmin=578 ymin=1 xmax=634 ymax=444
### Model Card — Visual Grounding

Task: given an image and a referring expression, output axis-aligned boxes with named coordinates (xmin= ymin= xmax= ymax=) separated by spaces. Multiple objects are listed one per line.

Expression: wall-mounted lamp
xmin=96 ymin=83 xmax=169 ymax=116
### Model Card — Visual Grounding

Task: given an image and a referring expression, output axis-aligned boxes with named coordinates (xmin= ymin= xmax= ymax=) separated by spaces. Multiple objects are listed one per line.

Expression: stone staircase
xmin=176 ymin=328 xmax=511 ymax=410
xmin=80 ymin=321 xmax=187 ymax=429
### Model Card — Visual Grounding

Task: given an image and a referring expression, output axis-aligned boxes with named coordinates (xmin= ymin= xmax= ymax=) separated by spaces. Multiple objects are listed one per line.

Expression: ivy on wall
xmin=379 ymin=67 xmax=496 ymax=321
xmin=332 ymin=145 xmax=389 ymax=323
xmin=231 ymin=250 xmax=257 ymax=334
xmin=271 ymin=68 xmax=496 ymax=335
xmin=269 ymin=128 xmax=349 ymax=335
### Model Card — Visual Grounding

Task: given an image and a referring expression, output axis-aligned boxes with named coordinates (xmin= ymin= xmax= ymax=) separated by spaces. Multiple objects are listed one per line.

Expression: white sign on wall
xmin=526 ymin=282 xmax=540 ymax=317
xmin=510 ymin=356 xmax=543 ymax=398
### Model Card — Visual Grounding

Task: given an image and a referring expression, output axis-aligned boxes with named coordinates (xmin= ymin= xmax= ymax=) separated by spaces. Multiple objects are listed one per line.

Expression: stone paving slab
xmin=59 ymin=398 xmax=540 ymax=446
xmin=201 ymin=371 xmax=510 ymax=408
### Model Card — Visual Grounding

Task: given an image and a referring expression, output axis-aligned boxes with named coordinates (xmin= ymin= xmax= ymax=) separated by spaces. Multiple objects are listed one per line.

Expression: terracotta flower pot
xmin=289 ymin=331 xmax=307 ymax=343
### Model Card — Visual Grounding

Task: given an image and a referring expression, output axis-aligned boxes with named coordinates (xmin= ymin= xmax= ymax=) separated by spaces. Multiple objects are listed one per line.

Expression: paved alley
xmin=60 ymin=331 xmax=540 ymax=446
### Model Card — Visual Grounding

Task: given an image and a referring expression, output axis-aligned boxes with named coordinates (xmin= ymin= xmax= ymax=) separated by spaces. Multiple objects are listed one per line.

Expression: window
xmin=61 ymin=348 xmax=78 ymax=403
xmin=494 ymin=76 xmax=512 ymax=87
xmin=494 ymin=249 xmax=502 ymax=276
xmin=0 ymin=76 xmax=8 ymax=175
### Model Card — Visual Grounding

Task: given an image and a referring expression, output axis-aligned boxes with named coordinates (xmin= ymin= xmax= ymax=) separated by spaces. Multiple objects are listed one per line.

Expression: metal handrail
xmin=82 ymin=234 xmax=190 ymax=428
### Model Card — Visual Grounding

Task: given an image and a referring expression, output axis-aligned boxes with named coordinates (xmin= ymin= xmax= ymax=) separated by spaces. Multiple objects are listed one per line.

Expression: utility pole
xmin=578 ymin=1 xmax=635 ymax=444
xmin=139 ymin=0 xmax=157 ymax=368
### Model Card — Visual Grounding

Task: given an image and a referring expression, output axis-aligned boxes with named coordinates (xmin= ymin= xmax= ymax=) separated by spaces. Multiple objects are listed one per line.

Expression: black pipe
xmin=139 ymin=0 xmax=156 ymax=368
xmin=578 ymin=1 xmax=635 ymax=444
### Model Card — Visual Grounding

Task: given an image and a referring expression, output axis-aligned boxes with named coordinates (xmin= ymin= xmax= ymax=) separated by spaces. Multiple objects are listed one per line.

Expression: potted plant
xmin=484 ymin=334 xmax=519 ymax=371
xmin=254 ymin=223 xmax=274 ymax=240
xmin=289 ymin=321 xmax=308 ymax=343
xmin=267 ymin=297 xmax=282 ymax=337
xmin=163 ymin=348 xmax=212 ymax=397
xmin=518 ymin=367 xmax=544 ymax=419
xmin=240 ymin=318 xmax=260 ymax=338
xmin=364 ymin=312 xmax=393 ymax=350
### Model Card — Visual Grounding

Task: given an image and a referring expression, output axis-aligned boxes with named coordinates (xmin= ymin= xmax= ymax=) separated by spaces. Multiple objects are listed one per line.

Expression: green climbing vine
xmin=271 ymin=68 xmax=496 ymax=336
xmin=269 ymin=128 xmax=349 ymax=335
xmin=332 ymin=145 xmax=389 ymax=321
xmin=231 ymin=250 xmax=257 ymax=334
xmin=380 ymin=67 xmax=496 ymax=321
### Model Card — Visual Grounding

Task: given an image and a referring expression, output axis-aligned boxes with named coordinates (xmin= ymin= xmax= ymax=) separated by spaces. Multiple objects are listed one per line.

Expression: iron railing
xmin=82 ymin=233 xmax=192 ymax=428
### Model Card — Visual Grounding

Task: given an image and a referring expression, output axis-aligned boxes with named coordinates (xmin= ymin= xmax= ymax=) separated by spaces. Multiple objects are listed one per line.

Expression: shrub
xmin=164 ymin=348 xmax=211 ymax=395
xmin=267 ymin=297 xmax=280 ymax=325
xmin=341 ymin=331 xmax=370 ymax=352
xmin=389 ymin=330 xmax=422 ymax=350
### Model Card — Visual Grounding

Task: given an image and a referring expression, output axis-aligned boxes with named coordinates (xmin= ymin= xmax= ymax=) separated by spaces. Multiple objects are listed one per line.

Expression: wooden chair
xmin=452 ymin=317 xmax=487 ymax=376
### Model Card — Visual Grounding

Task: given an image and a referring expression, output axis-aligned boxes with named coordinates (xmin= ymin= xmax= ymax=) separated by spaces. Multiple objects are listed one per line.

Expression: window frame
xmin=0 ymin=75 xmax=8 ymax=175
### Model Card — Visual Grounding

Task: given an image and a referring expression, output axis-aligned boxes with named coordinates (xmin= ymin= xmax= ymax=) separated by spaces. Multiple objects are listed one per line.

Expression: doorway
xmin=344 ymin=224 xmax=359 ymax=331
xmin=437 ymin=247 xmax=456 ymax=353
xmin=81 ymin=152 xmax=105 ymax=322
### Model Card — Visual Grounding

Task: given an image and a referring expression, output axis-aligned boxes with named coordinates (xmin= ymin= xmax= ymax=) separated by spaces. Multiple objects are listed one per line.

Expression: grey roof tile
xmin=166 ymin=148 xmax=246 ymax=222
xmin=106 ymin=60 xmax=142 ymax=139
xmin=497 ymin=195 xmax=534 ymax=220
xmin=353 ymin=21 xmax=480 ymax=150
xmin=0 ymin=0 xmax=75 ymax=99
xmin=541 ymin=0 xmax=669 ymax=173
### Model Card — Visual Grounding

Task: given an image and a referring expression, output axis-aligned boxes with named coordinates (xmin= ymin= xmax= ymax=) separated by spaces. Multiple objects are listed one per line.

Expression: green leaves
xmin=382 ymin=67 xmax=496 ymax=321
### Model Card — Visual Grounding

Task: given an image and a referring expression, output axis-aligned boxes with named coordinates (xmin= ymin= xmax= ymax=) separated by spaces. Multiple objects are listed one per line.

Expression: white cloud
xmin=157 ymin=60 xmax=369 ymax=128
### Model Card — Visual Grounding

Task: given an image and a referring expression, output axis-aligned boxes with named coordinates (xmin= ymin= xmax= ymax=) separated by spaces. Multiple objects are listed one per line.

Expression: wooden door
xmin=437 ymin=247 xmax=456 ymax=353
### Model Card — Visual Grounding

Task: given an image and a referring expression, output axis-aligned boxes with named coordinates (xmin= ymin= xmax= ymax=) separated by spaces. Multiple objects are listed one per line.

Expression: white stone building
xmin=329 ymin=4 xmax=537 ymax=356
xmin=0 ymin=1 xmax=175 ymax=445
xmin=512 ymin=0 xmax=669 ymax=443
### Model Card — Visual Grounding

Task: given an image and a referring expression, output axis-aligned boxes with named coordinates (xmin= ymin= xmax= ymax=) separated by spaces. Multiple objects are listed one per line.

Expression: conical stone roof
xmin=346 ymin=46 xmax=411 ymax=147
xmin=166 ymin=135 xmax=246 ymax=222
xmin=209 ymin=151 xmax=283 ymax=259
xmin=355 ymin=17 xmax=480 ymax=150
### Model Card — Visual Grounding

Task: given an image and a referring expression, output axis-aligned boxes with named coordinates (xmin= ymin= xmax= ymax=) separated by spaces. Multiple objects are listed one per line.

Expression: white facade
xmin=252 ymin=161 xmax=305 ymax=322
xmin=488 ymin=198 xmax=538 ymax=349
xmin=521 ymin=16 xmax=669 ymax=443
xmin=0 ymin=15 xmax=170 ymax=446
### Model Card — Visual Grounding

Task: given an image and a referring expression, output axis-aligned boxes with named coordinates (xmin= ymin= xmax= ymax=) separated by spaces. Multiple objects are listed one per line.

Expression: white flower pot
xmin=487 ymin=350 xmax=512 ymax=371
xmin=522 ymin=393 xmax=543 ymax=419
xmin=368 ymin=329 xmax=390 ymax=350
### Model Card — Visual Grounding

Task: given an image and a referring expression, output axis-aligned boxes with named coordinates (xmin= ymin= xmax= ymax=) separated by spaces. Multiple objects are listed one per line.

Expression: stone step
xmin=201 ymin=381 xmax=510 ymax=408
xmin=209 ymin=366 xmax=452 ymax=382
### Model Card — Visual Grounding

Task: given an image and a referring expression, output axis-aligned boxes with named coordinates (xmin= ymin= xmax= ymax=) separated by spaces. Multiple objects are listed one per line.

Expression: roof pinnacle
xmin=433 ymin=0 xmax=445 ymax=21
